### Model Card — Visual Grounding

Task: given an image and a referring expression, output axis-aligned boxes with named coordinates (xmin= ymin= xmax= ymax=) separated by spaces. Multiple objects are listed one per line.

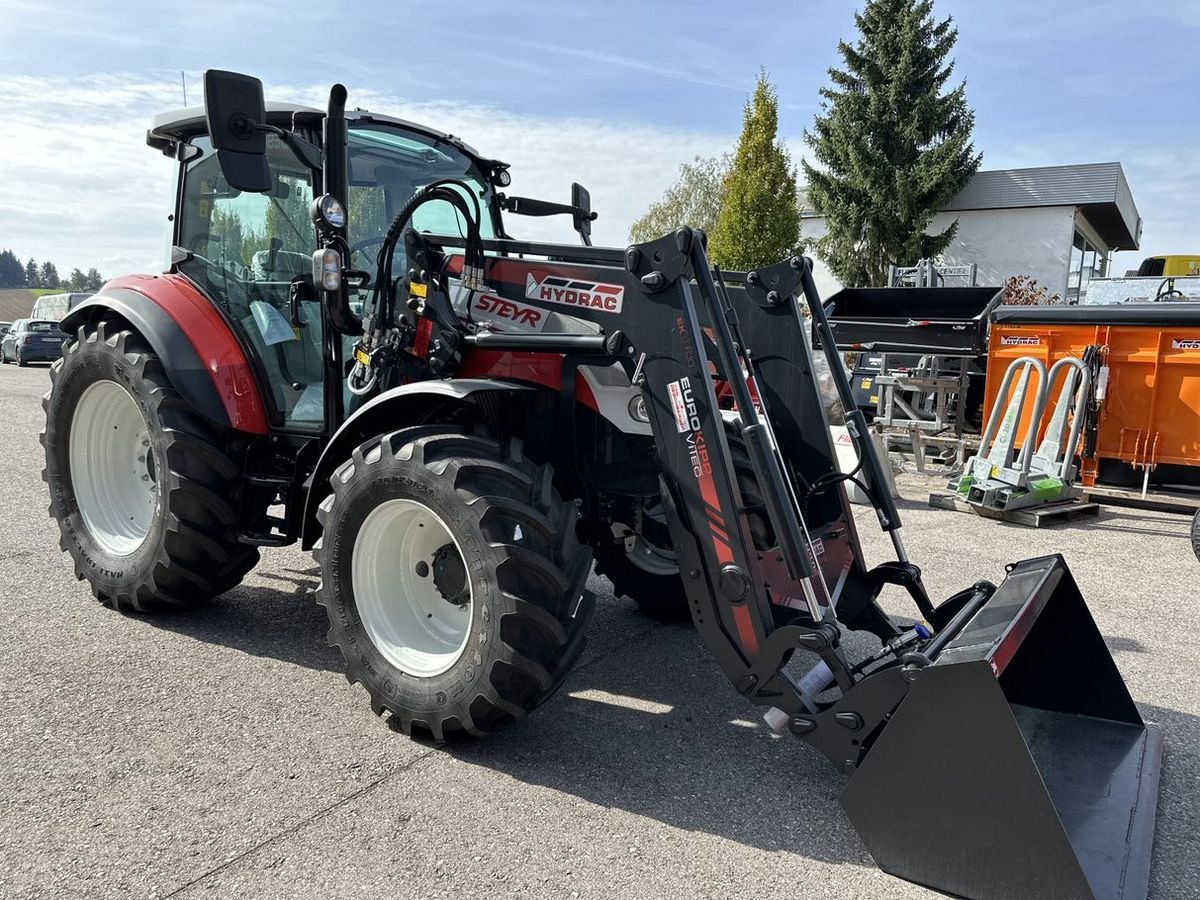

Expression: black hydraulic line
xmin=688 ymin=242 xmax=813 ymax=582
xmin=797 ymin=259 xmax=903 ymax=533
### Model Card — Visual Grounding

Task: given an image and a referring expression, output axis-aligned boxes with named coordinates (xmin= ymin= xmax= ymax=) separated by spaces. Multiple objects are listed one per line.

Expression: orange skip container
xmin=985 ymin=305 xmax=1200 ymax=488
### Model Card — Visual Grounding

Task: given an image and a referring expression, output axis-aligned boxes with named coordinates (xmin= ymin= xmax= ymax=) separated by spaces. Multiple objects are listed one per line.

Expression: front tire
xmin=315 ymin=427 xmax=593 ymax=740
xmin=42 ymin=317 xmax=261 ymax=611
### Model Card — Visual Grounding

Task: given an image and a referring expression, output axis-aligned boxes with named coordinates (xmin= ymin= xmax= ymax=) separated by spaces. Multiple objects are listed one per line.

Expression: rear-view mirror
xmin=571 ymin=182 xmax=593 ymax=246
xmin=204 ymin=70 xmax=272 ymax=193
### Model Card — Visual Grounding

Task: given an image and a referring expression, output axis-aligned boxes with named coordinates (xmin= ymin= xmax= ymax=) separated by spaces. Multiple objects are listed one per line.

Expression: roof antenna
xmin=180 ymin=71 xmax=188 ymax=106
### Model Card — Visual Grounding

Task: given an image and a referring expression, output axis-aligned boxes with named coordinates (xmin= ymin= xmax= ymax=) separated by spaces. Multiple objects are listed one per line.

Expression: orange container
xmin=985 ymin=305 xmax=1200 ymax=487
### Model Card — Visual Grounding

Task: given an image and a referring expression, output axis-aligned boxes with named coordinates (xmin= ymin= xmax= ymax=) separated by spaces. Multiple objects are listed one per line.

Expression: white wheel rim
xmin=68 ymin=380 xmax=157 ymax=557
xmin=352 ymin=499 xmax=473 ymax=678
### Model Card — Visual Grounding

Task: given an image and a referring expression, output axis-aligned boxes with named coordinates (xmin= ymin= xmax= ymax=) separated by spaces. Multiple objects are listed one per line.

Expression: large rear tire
xmin=42 ymin=317 xmax=261 ymax=611
xmin=315 ymin=427 xmax=592 ymax=740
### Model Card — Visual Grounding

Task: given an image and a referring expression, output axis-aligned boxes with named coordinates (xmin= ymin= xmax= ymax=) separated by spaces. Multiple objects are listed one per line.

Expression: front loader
xmin=42 ymin=71 xmax=1162 ymax=899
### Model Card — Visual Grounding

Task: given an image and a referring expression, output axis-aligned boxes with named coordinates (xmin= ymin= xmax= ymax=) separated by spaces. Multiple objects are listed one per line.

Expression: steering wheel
xmin=350 ymin=237 xmax=389 ymax=271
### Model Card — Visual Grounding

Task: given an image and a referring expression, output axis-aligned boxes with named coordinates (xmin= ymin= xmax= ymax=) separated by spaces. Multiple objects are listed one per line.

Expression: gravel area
xmin=2 ymin=362 xmax=1197 ymax=899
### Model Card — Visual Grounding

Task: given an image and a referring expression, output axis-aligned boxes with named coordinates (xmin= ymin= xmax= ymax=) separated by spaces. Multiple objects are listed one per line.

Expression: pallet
xmin=928 ymin=492 xmax=1101 ymax=528
xmin=1081 ymin=485 xmax=1200 ymax=517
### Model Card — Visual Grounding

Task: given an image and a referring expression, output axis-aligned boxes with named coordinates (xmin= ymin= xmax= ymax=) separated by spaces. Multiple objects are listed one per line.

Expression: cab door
xmin=174 ymin=133 xmax=327 ymax=432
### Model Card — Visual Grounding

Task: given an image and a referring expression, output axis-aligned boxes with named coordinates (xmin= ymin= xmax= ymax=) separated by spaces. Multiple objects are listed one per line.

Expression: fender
xmin=300 ymin=379 xmax=535 ymax=549
xmin=61 ymin=275 xmax=268 ymax=434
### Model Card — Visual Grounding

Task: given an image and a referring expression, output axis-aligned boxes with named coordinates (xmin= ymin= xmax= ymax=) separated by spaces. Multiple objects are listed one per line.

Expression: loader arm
xmin=378 ymin=225 xmax=1163 ymax=899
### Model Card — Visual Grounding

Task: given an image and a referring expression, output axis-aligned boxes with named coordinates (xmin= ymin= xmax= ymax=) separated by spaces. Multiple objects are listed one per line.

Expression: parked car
xmin=1 ymin=319 xmax=68 ymax=366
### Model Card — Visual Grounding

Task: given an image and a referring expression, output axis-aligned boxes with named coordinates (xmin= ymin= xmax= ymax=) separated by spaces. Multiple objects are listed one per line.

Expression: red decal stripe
xmin=698 ymin=465 xmax=720 ymax=511
xmin=731 ymin=603 xmax=760 ymax=655
xmin=712 ymin=535 xmax=734 ymax=564
xmin=103 ymin=274 xmax=268 ymax=434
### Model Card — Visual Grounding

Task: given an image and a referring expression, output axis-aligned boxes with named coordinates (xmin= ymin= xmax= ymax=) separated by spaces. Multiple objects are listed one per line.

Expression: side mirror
xmin=571 ymin=182 xmax=595 ymax=247
xmin=203 ymin=70 xmax=272 ymax=193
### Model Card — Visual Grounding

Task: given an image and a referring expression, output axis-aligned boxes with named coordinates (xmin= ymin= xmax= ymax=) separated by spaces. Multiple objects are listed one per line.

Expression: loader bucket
xmin=841 ymin=555 xmax=1162 ymax=900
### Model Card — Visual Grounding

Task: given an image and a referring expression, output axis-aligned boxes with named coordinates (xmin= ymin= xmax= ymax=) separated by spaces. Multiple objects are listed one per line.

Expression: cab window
xmin=175 ymin=134 xmax=325 ymax=431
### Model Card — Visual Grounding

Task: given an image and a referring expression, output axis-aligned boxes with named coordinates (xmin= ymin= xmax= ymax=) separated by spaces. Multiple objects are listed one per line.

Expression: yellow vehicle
xmin=1135 ymin=254 xmax=1200 ymax=277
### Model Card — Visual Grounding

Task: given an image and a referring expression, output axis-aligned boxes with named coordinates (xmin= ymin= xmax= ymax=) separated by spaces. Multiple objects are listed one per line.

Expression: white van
xmin=31 ymin=292 xmax=92 ymax=322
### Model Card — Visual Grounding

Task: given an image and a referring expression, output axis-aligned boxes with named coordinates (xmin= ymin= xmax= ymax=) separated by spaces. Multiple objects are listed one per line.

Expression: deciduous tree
xmin=629 ymin=155 xmax=730 ymax=244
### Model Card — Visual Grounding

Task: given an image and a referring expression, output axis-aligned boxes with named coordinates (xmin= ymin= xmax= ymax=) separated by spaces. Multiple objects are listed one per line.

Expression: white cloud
xmin=0 ymin=73 xmax=734 ymax=277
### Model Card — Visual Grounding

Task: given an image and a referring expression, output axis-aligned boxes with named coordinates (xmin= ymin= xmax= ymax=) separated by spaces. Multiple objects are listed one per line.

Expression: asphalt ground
xmin=2 ymin=360 xmax=1197 ymax=899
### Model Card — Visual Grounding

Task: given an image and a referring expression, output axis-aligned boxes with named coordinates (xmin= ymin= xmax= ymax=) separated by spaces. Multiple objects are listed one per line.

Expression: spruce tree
xmin=708 ymin=72 xmax=800 ymax=270
xmin=25 ymin=259 xmax=40 ymax=288
xmin=803 ymin=0 xmax=981 ymax=286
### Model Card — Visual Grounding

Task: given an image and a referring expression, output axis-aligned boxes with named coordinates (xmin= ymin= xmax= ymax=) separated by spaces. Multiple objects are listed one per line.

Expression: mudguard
xmin=299 ymin=379 xmax=534 ymax=549
xmin=61 ymin=275 xmax=268 ymax=434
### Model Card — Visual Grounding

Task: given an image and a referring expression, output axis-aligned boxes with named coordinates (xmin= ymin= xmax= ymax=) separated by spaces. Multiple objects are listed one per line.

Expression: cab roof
xmin=146 ymin=103 xmax=487 ymax=164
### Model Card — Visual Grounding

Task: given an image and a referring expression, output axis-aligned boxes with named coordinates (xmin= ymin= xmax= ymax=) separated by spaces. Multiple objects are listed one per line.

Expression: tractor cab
xmin=147 ymin=104 xmax=507 ymax=433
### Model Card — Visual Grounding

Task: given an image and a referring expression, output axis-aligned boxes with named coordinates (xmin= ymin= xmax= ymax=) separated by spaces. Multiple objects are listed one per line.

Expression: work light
xmin=312 ymin=248 xmax=342 ymax=291
xmin=312 ymin=194 xmax=347 ymax=231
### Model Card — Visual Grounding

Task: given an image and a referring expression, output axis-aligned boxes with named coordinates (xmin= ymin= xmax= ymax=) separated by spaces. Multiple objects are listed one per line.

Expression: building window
xmin=1067 ymin=230 xmax=1106 ymax=304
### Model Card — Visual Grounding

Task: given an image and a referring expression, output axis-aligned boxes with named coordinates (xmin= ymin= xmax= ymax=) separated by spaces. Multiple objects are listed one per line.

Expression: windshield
xmin=346 ymin=124 xmax=496 ymax=275
xmin=27 ymin=320 xmax=62 ymax=332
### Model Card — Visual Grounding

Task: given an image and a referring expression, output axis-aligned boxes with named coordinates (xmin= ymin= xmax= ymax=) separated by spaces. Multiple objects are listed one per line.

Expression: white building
xmin=800 ymin=162 xmax=1142 ymax=302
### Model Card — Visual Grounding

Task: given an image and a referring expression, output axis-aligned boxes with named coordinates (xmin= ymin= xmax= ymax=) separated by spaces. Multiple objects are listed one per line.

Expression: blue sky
xmin=1 ymin=0 xmax=1197 ymax=276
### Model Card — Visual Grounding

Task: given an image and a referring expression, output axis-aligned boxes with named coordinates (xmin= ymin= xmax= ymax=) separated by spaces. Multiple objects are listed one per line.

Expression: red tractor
xmin=43 ymin=71 xmax=1162 ymax=900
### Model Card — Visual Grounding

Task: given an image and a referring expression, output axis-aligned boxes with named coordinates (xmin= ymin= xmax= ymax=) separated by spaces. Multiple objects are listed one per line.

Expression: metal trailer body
xmin=988 ymin=303 xmax=1200 ymax=492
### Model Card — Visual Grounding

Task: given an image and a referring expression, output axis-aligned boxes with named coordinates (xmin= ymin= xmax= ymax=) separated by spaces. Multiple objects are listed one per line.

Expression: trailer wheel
xmin=315 ymin=427 xmax=592 ymax=740
xmin=42 ymin=317 xmax=261 ymax=611
xmin=1192 ymin=510 xmax=1200 ymax=563
xmin=595 ymin=432 xmax=772 ymax=621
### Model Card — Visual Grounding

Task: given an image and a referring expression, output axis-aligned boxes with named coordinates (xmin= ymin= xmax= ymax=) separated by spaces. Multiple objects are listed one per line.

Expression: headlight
xmin=311 ymin=194 xmax=347 ymax=231
xmin=312 ymin=248 xmax=342 ymax=291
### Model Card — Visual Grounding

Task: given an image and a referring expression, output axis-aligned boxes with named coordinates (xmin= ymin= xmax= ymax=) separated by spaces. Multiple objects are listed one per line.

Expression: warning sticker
xmin=667 ymin=379 xmax=690 ymax=433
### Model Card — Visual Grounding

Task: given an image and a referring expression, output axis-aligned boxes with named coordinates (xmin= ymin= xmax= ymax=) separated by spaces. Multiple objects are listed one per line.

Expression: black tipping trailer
xmin=812 ymin=285 xmax=1002 ymax=431
xmin=814 ymin=285 xmax=1003 ymax=355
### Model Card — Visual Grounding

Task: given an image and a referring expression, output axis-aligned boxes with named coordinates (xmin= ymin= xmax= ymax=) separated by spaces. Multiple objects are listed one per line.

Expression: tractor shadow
xmin=148 ymin=565 xmax=345 ymax=674
xmin=444 ymin=603 xmax=878 ymax=866
xmin=146 ymin=569 xmax=1200 ymax=883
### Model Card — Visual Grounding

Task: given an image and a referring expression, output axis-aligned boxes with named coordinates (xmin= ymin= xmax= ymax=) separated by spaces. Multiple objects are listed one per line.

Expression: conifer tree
xmin=708 ymin=72 xmax=799 ymax=270
xmin=803 ymin=0 xmax=981 ymax=286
